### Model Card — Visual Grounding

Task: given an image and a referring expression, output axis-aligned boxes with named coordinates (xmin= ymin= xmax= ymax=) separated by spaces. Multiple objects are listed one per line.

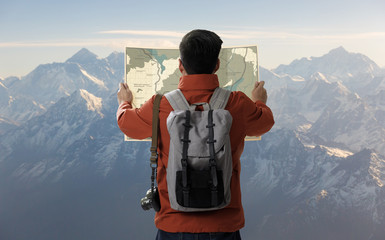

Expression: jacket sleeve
xmin=240 ymin=92 xmax=275 ymax=137
xmin=116 ymin=96 xmax=155 ymax=140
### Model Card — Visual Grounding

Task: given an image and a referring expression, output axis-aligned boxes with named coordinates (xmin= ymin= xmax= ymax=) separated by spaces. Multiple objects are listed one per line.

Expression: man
xmin=117 ymin=29 xmax=274 ymax=240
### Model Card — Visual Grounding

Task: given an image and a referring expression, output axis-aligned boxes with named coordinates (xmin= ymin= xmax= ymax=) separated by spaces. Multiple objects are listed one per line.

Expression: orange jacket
xmin=117 ymin=74 xmax=274 ymax=233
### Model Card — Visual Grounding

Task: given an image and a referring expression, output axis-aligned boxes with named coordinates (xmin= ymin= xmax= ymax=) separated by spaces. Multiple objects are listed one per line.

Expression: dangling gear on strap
xmin=149 ymin=94 xmax=163 ymax=210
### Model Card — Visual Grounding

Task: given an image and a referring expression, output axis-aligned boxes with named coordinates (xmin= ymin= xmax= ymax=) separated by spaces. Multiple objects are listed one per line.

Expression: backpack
xmin=164 ymin=87 xmax=233 ymax=212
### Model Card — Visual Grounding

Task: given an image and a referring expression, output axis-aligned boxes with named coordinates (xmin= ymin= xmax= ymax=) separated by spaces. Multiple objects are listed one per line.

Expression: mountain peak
xmin=328 ymin=46 xmax=348 ymax=55
xmin=66 ymin=48 xmax=98 ymax=64
xmin=106 ymin=51 xmax=124 ymax=65
xmin=273 ymin=46 xmax=381 ymax=82
xmin=107 ymin=51 xmax=120 ymax=57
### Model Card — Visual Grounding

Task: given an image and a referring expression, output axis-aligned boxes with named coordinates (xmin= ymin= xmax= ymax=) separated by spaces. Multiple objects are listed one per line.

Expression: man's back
xmin=117 ymin=74 xmax=274 ymax=232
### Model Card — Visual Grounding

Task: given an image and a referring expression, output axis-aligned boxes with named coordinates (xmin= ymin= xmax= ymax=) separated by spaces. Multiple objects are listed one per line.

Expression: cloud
xmin=0 ymin=40 xmax=101 ymax=48
xmin=0 ymin=39 xmax=179 ymax=49
xmin=218 ymin=29 xmax=385 ymax=40
xmin=286 ymin=31 xmax=385 ymax=40
xmin=98 ymin=29 xmax=254 ymax=40
xmin=1 ymin=29 xmax=384 ymax=49
xmin=98 ymin=29 xmax=385 ymax=43
xmin=98 ymin=30 xmax=184 ymax=38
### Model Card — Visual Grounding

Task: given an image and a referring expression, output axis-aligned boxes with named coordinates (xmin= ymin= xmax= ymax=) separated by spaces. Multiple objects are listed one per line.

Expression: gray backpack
xmin=164 ymin=87 xmax=233 ymax=212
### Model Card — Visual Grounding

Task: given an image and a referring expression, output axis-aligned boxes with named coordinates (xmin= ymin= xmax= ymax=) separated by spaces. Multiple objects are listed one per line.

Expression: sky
xmin=0 ymin=0 xmax=384 ymax=78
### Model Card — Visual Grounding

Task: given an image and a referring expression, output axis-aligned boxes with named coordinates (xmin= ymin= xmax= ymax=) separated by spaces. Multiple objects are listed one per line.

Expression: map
xmin=125 ymin=46 xmax=261 ymax=141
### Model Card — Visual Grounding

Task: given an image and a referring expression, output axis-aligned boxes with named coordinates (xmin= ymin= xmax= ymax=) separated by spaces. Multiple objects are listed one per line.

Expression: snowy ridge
xmin=80 ymin=68 xmax=106 ymax=88
xmin=266 ymin=48 xmax=385 ymax=156
xmin=305 ymin=145 xmax=354 ymax=158
xmin=0 ymin=49 xmax=122 ymax=125
xmin=79 ymin=89 xmax=103 ymax=116
xmin=0 ymin=80 xmax=6 ymax=89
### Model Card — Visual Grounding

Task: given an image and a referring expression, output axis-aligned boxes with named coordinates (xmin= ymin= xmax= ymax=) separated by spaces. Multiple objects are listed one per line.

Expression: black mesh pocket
xmin=176 ymin=169 xmax=224 ymax=208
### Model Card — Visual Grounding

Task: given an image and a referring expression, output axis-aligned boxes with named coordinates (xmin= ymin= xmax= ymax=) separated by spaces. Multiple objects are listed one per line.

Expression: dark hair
xmin=179 ymin=29 xmax=223 ymax=74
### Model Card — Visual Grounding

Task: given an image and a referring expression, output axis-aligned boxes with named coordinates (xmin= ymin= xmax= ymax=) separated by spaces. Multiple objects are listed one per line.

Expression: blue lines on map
xmin=148 ymin=49 xmax=167 ymax=74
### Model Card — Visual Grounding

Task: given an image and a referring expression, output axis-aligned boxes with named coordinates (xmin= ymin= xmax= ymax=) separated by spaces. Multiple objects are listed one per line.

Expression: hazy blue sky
xmin=1 ymin=0 xmax=384 ymax=78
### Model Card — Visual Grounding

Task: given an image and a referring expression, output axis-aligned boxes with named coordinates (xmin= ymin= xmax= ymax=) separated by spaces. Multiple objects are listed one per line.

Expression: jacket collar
xmin=177 ymin=74 xmax=219 ymax=91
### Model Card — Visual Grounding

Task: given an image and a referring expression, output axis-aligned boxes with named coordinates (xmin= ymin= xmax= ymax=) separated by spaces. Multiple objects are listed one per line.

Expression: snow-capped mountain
xmin=65 ymin=48 xmax=124 ymax=91
xmin=0 ymin=88 xmax=157 ymax=240
xmin=264 ymin=47 xmax=385 ymax=156
xmin=0 ymin=48 xmax=124 ymax=124
xmin=265 ymin=71 xmax=352 ymax=129
xmin=273 ymin=46 xmax=383 ymax=93
xmin=1 ymin=90 xmax=107 ymax=182
xmin=1 ymin=47 xmax=385 ymax=240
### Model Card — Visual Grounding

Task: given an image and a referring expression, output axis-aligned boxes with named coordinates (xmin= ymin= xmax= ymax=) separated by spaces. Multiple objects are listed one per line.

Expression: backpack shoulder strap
xmin=165 ymin=89 xmax=190 ymax=110
xmin=209 ymin=87 xmax=231 ymax=109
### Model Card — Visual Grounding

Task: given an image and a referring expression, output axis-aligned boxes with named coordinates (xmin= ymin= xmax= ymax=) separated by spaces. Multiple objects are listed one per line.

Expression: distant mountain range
xmin=265 ymin=47 xmax=385 ymax=156
xmin=0 ymin=47 xmax=384 ymax=240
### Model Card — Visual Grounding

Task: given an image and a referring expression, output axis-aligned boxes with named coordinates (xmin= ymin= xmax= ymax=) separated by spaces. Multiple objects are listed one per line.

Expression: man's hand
xmin=251 ymin=81 xmax=267 ymax=104
xmin=117 ymin=83 xmax=133 ymax=105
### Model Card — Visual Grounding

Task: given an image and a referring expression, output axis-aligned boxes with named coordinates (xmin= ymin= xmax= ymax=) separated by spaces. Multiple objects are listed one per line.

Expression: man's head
xmin=179 ymin=29 xmax=223 ymax=75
